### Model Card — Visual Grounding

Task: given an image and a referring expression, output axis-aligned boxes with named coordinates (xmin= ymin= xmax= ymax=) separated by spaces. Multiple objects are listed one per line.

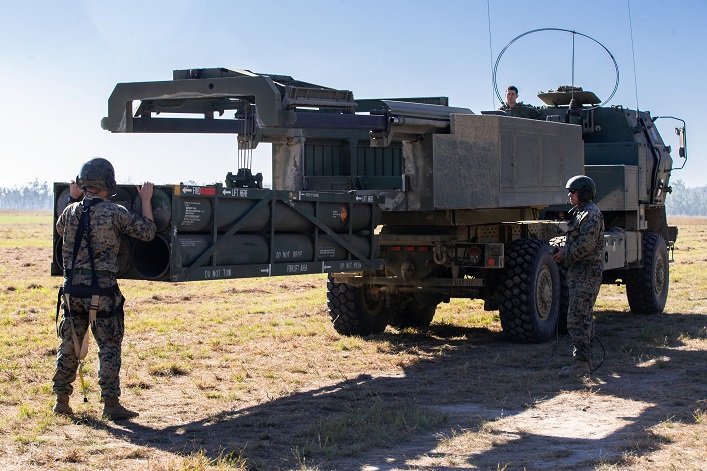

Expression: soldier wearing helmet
xmin=53 ymin=158 xmax=157 ymax=420
xmin=552 ymin=175 xmax=605 ymax=377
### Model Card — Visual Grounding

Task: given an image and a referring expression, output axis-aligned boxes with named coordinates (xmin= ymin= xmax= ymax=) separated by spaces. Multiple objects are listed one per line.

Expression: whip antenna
xmin=571 ymin=31 xmax=576 ymax=102
xmin=628 ymin=0 xmax=640 ymax=118
xmin=486 ymin=0 xmax=495 ymax=109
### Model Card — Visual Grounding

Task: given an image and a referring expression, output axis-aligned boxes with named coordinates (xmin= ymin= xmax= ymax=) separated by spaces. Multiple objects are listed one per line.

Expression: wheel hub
xmin=362 ymin=286 xmax=385 ymax=317
xmin=654 ymin=253 xmax=666 ymax=296
xmin=535 ymin=265 xmax=553 ymax=321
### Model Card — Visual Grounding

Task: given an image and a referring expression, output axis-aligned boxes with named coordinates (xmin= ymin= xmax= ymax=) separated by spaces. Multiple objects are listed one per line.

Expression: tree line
xmin=0 ymin=180 xmax=54 ymax=210
xmin=0 ymin=179 xmax=706 ymax=216
xmin=664 ymin=179 xmax=707 ymax=217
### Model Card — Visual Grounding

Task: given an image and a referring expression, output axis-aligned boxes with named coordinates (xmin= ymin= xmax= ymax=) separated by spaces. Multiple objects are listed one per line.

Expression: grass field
xmin=0 ymin=211 xmax=705 ymax=470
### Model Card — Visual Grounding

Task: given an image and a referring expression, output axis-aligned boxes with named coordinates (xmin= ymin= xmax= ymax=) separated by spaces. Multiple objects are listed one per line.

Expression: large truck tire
xmin=389 ymin=296 xmax=437 ymax=328
xmin=327 ymin=275 xmax=389 ymax=336
xmin=498 ymin=238 xmax=560 ymax=342
xmin=626 ymin=232 xmax=669 ymax=314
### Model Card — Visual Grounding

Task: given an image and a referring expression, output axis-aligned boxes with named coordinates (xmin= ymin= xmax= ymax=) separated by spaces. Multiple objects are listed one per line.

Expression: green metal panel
xmin=304 ymin=142 xmax=402 ymax=180
xmin=356 ymin=146 xmax=402 ymax=177
xmin=304 ymin=143 xmax=345 ymax=176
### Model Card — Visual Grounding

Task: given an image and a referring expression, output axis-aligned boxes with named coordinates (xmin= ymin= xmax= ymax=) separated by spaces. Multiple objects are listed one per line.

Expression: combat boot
xmin=52 ymin=394 xmax=73 ymax=416
xmin=102 ymin=397 xmax=139 ymax=420
xmin=558 ymin=360 xmax=591 ymax=377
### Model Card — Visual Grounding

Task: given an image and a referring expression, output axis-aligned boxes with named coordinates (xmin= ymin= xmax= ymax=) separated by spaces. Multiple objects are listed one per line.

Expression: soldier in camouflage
xmin=552 ymin=175 xmax=604 ymax=377
xmin=499 ymin=85 xmax=541 ymax=119
xmin=53 ymin=157 xmax=156 ymax=419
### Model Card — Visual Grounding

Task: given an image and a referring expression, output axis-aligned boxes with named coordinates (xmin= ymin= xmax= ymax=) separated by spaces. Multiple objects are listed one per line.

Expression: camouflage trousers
xmin=52 ymin=293 xmax=125 ymax=399
xmin=567 ymin=274 xmax=601 ymax=363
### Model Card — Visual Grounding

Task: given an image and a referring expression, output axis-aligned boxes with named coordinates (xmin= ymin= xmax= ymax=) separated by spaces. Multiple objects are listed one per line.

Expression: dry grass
xmin=0 ymin=211 xmax=705 ymax=470
xmin=668 ymin=215 xmax=707 ymax=226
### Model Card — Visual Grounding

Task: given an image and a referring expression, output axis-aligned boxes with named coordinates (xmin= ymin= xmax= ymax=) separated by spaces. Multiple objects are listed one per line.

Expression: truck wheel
xmin=389 ymin=297 xmax=437 ymax=328
xmin=326 ymin=275 xmax=389 ymax=336
xmin=498 ymin=239 xmax=560 ymax=342
xmin=626 ymin=232 xmax=669 ymax=314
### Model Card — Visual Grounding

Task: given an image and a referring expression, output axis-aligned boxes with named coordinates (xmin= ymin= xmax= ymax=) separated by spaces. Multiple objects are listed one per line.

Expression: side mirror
xmin=651 ymin=116 xmax=687 ymax=170
xmin=676 ymin=126 xmax=687 ymax=163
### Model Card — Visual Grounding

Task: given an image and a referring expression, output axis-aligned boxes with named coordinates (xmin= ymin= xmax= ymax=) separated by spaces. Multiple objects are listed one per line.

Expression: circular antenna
xmin=493 ymin=28 xmax=619 ymax=110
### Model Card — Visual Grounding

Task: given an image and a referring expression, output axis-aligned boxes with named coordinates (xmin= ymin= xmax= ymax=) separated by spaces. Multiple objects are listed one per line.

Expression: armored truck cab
xmin=535 ymin=88 xmax=680 ymax=320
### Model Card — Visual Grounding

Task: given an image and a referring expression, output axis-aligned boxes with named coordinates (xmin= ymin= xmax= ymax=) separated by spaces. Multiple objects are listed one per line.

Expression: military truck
xmin=53 ymin=68 xmax=685 ymax=342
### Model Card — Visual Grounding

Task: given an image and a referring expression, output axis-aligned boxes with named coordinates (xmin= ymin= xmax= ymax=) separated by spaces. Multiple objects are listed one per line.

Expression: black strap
xmin=56 ymin=288 xmax=63 ymax=336
xmin=64 ymin=198 xmax=104 ymax=294
xmin=564 ymin=205 xmax=578 ymax=221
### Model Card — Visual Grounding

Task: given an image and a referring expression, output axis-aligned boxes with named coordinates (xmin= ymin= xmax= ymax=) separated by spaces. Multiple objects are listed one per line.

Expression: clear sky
xmin=1 ymin=0 xmax=705 ymax=189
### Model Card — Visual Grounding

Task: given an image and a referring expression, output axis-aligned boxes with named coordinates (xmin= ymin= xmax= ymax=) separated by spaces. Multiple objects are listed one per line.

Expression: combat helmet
xmin=76 ymin=158 xmax=116 ymax=193
xmin=565 ymin=175 xmax=596 ymax=202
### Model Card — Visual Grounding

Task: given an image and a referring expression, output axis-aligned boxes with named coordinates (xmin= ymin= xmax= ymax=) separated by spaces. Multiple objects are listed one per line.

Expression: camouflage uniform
xmin=499 ymin=102 xmax=541 ymax=119
xmin=561 ymin=201 xmax=604 ymax=363
xmin=54 ymin=194 xmax=156 ymax=399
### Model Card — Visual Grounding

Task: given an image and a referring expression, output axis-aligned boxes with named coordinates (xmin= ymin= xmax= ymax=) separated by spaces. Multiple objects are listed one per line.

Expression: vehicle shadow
xmin=95 ymin=310 xmax=707 ymax=470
